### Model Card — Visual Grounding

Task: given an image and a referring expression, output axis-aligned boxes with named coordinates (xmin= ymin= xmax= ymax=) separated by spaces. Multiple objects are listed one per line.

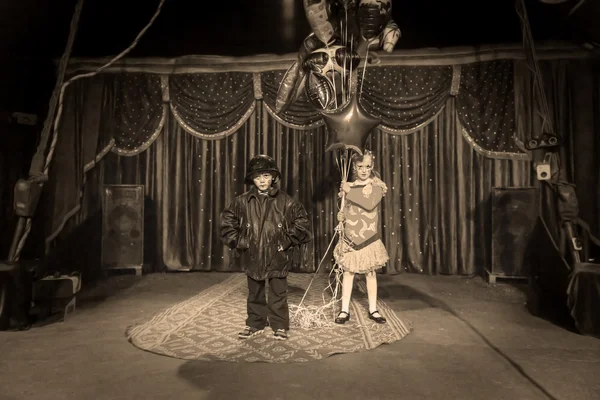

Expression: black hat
xmin=244 ymin=155 xmax=281 ymax=185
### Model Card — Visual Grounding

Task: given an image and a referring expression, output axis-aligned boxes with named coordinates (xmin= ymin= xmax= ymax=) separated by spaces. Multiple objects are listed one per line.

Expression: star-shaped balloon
xmin=320 ymin=94 xmax=381 ymax=154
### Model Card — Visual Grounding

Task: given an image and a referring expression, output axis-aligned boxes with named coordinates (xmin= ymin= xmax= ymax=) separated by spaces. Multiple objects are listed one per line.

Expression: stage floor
xmin=1 ymin=271 xmax=598 ymax=400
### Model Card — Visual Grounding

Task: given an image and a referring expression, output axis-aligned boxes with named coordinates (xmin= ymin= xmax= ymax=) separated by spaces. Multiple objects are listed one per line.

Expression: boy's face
xmin=354 ymin=155 xmax=373 ymax=181
xmin=252 ymin=172 xmax=274 ymax=191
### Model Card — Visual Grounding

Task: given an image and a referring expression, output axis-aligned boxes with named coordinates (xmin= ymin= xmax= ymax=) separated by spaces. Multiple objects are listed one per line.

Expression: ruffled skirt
xmin=333 ymin=239 xmax=389 ymax=274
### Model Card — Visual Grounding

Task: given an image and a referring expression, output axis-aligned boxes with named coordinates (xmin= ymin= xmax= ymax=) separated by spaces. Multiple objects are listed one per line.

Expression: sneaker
xmin=273 ymin=329 xmax=288 ymax=340
xmin=238 ymin=326 xmax=264 ymax=339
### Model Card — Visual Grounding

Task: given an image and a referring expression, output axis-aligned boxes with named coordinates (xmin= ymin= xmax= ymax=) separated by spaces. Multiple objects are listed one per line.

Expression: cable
xmin=45 ymin=0 xmax=168 ymax=176
xmin=515 ymin=0 xmax=555 ymax=135
xmin=569 ymin=0 xmax=589 ymax=16
xmin=6 ymin=0 xmax=86 ymax=263
xmin=8 ymin=0 xmax=168 ymax=263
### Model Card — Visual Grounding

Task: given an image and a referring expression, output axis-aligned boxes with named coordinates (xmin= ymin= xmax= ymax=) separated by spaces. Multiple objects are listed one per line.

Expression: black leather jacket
xmin=220 ymin=186 xmax=312 ymax=280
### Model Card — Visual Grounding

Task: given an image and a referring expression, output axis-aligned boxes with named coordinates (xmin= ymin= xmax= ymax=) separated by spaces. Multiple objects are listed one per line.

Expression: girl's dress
xmin=334 ymin=177 xmax=390 ymax=273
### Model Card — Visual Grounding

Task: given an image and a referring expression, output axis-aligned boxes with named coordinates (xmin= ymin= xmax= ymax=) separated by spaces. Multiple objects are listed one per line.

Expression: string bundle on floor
xmin=289 ymin=268 xmax=343 ymax=330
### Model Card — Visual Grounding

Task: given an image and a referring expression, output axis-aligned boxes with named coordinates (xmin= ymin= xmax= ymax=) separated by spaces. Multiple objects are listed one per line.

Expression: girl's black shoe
xmin=368 ymin=310 xmax=387 ymax=324
xmin=335 ymin=311 xmax=350 ymax=324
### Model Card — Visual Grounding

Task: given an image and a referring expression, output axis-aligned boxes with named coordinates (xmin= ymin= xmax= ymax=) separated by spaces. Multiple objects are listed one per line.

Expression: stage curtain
xmin=43 ymin=75 xmax=115 ymax=246
xmin=43 ymin=60 xmax=527 ymax=253
xmin=369 ymin=98 xmax=533 ymax=274
xmin=66 ymin=108 xmax=320 ymax=273
xmin=46 ymin=59 xmax=587 ymax=275
xmin=57 ymin=96 xmax=532 ymax=275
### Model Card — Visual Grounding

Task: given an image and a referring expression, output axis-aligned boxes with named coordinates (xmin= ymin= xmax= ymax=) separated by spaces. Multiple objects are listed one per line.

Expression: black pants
xmin=246 ymin=275 xmax=289 ymax=331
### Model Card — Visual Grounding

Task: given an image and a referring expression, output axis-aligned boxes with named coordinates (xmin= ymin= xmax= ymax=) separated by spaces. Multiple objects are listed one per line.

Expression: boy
xmin=220 ymin=155 xmax=312 ymax=340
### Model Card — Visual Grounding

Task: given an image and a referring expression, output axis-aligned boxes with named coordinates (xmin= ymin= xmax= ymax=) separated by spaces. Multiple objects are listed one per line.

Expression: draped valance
xmin=361 ymin=65 xmax=453 ymax=134
xmin=456 ymin=60 xmax=523 ymax=158
xmin=169 ymin=72 xmax=256 ymax=139
xmin=75 ymin=60 xmax=529 ymax=160
xmin=111 ymin=73 xmax=165 ymax=156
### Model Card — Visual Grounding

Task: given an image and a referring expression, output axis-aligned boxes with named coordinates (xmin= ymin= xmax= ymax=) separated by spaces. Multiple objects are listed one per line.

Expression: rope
xmin=289 ymin=227 xmax=343 ymax=329
xmin=45 ymin=0 xmax=168 ymax=176
xmin=537 ymin=186 xmax=572 ymax=272
xmin=6 ymin=0 xmax=86 ymax=263
xmin=515 ymin=0 xmax=555 ymax=135
xmin=574 ymin=218 xmax=600 ymax=249
xmin=569 ymin=0 xmax=589 ymax=16
xmin=27 ymin=0 xmax=86 ymax=180
xmin=7 ymin=0 xmax=167 ymax=263
xmin=359 ymin=41 xmax=370 ymax=100
xmin=11 ymin=219 xmax=32 ymax=263
xmin=514 ymin=0 xmax=594 ymax=269
xmin=293 ymin=223 xmax=342 ymax=314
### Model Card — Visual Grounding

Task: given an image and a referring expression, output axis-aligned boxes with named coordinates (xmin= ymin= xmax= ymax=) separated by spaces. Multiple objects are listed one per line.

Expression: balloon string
xmin=344 ymin=8 xmax=348 ymax=47
xmin=345 ymin=8 xmax=349 ymax=104
xmin=340 ymin=43 xmax=344 ymax=107
xmin=292 ymin=226 xmax=339 ymax=316
xmin=359 ymin=42 xmax=370 ymax=101
xmin=341 ymin=14 xmax=347 ymax=103
xmin=349 ymin=34 xmax=354 ymax=104
xmin=331 ymin=55 xmax=338 ymax=109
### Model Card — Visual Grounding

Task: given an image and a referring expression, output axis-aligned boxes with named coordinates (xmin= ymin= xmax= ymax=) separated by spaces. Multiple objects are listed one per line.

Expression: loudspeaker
xmin=101 ymin=185 xmax=144 ymax=273
xmin=490 ymin=187 xmax=539 ymax=278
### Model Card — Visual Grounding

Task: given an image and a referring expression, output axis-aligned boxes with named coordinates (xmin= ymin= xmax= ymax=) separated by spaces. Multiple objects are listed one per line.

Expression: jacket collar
xmin=248 ymin=185 xmax=279 ymax=201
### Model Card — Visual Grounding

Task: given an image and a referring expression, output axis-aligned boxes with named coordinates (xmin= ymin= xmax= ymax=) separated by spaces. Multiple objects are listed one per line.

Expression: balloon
xmin=357 ymin=19 xmax=400 ymax=54
xmin=303 ymin=50 xmax=331 ymax=73
xmin=275 ymin=34 xmax=325 ymax=114
xmin=302 ymin=45 xmax=361 ymax=110
xmin=276 ymin=62 xmax=302 ymax=114
xmin=357 ymin=0 xmax=392 ymax=41
xmin=276 ymin=1 xmax=400 ymax=114
xmin=335 ymin=47 xmax=361 ymax=71
xmin=305 ymin=72 xmax=334 ymax=110
xmin=381 ymin=18 xmax=401 ymax=52
xmin=303 ymin=46 xmax=360 ymax=76
xmin=303 ymin=0 xmax=337 ymax=44
xmin=299 ymin=34 xmax=326 ymax=60
xmin=320 ymin=94 xmax=381 ymax=154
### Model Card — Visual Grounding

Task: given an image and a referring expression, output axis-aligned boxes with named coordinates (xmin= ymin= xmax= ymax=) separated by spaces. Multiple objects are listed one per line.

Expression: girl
xmin=334 ymin=150 xmax=389 ymax=324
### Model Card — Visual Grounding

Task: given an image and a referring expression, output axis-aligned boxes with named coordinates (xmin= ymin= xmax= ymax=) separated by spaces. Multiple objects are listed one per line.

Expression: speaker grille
xmin=101 ymin=185 xmax=144 ymax=267
xmin=491 ymin=187 xmax=539 ymax=277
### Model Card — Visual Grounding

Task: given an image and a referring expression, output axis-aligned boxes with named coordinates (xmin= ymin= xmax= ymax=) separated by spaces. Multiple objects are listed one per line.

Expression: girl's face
xmin=354 ymin=155 xmax=373 ymax=181
xmin=253 ymin=172 xmax=274 ymax=191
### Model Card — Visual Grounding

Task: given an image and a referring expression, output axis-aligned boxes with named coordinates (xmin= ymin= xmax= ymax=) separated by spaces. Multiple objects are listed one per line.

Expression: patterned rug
xmin=126 ymin=273 xmax=412 ymax=363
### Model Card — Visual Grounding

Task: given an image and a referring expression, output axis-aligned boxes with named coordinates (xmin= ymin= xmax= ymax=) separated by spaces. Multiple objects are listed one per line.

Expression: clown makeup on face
xmin=252 ymin=172 xmax=274 ymax=192
xmin=353 ymin=154 xmax=374 ymax=182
